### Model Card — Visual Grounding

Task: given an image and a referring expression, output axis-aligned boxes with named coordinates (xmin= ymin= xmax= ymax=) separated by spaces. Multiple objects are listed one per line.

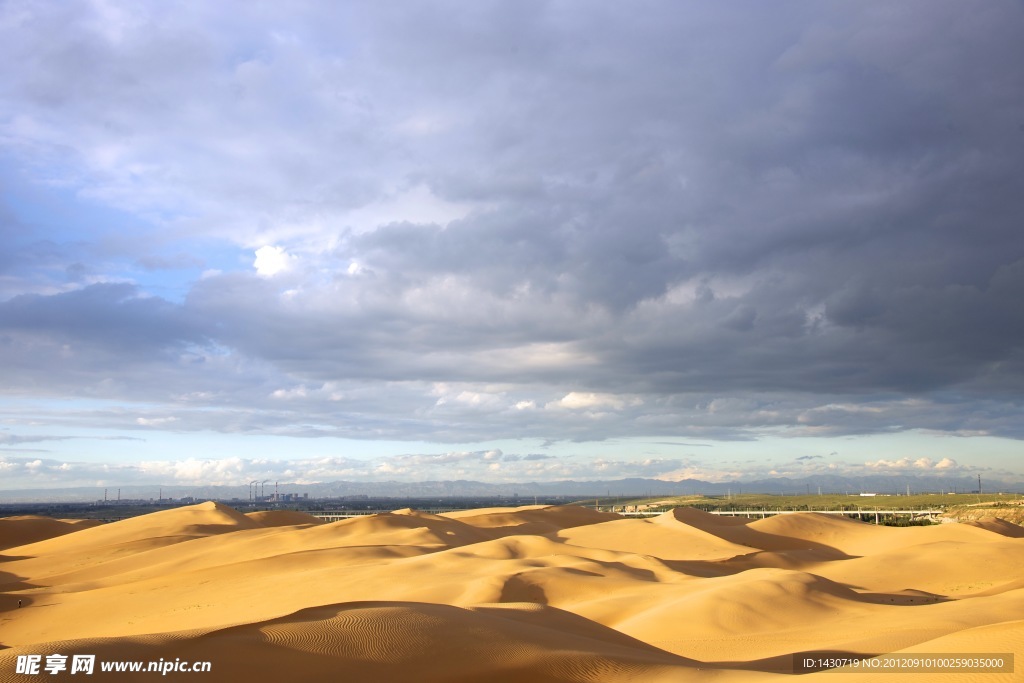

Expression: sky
xmin=1 ymin=0 xmax=1023 ymax=491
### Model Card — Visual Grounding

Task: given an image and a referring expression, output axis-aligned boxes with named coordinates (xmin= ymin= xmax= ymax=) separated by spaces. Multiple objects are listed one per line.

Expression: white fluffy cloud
xmin=865 ymin=457 xmax=961 ymax=472
xmin=551 ymin=392 xmax=628 ymax=411
xmin=253 ymin=246 xmax=294 ymax=277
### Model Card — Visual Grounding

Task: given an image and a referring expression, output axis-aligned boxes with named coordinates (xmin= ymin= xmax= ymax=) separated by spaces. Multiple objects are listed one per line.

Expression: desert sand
xmin=0 ymin=503 xmax=1021 ymax=682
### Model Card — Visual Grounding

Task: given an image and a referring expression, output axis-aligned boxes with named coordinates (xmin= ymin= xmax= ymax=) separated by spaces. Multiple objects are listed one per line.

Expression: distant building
xmin=269 ymin=492 xmax=311 ymax=503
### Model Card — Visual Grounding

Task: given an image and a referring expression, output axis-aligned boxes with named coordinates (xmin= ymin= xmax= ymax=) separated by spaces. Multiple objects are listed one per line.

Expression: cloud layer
xmin=1 ymin=1 xmax=1023 ymax=484
xmin=0 ymin=448 xmax=995 ymax=492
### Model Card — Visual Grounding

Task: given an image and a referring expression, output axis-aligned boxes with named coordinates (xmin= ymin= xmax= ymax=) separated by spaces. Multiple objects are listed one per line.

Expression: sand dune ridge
xmin=1 ymin=502 xmax=1020 ymax=682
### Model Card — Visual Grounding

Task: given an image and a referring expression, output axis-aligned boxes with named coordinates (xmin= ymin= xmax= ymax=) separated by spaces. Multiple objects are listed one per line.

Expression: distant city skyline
xmin=1 ymin=469 xmax=1016 ymax=505
xmin=2 ymin=1 xmax=1023 ymax=491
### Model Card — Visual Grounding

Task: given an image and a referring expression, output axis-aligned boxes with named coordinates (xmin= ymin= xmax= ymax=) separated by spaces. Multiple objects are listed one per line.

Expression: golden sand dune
xmin=0 ymin=516 xmax=101 ymax=552
xmin=809 ymin=537 xmax=1024 ymax=596
xmin=656 ymin=508 xmax=869 ymax=554
xmin=0 ymin=602 xmax=721 ymax=683
xmin=321 ymin=508 xmax=499 ymax=547
xmin=800 ymin=619 xmax=1024 ymax=683
xmin=964 ymin=517 xmax=1024 ymax=538
xmin=557 ymin=515 xmax=753 ymax=560
xmin=244 ymin=509 xmax=324 ymax=527
xmin=745 ymin=511 xmax=898 ymax=555
xmin=444 ymin=504 xmax=618 ymax=536
xmin=1 ymin=503 xmax=1021 ymax=682
xmin=0 ymin=502 xmax=267 ymax=590
xmin=8 ymin=502 xmax=258 ymax=557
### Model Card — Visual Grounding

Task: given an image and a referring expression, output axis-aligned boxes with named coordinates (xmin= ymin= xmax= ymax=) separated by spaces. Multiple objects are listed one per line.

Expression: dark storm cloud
xmin=1 ymin=1 xmax=1023 ymax=447
xmin=0 ymin=283 xmax=200 ymax=349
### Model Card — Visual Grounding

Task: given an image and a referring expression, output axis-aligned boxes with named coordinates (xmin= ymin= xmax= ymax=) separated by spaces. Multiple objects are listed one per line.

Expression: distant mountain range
xmin=1 ymin=474 xmax=1019 ymax=503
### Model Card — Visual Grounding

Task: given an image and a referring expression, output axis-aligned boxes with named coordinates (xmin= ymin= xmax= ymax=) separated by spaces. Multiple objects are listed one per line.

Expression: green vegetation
xmin=584 ymin=492 xmax=1022 ymax=527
